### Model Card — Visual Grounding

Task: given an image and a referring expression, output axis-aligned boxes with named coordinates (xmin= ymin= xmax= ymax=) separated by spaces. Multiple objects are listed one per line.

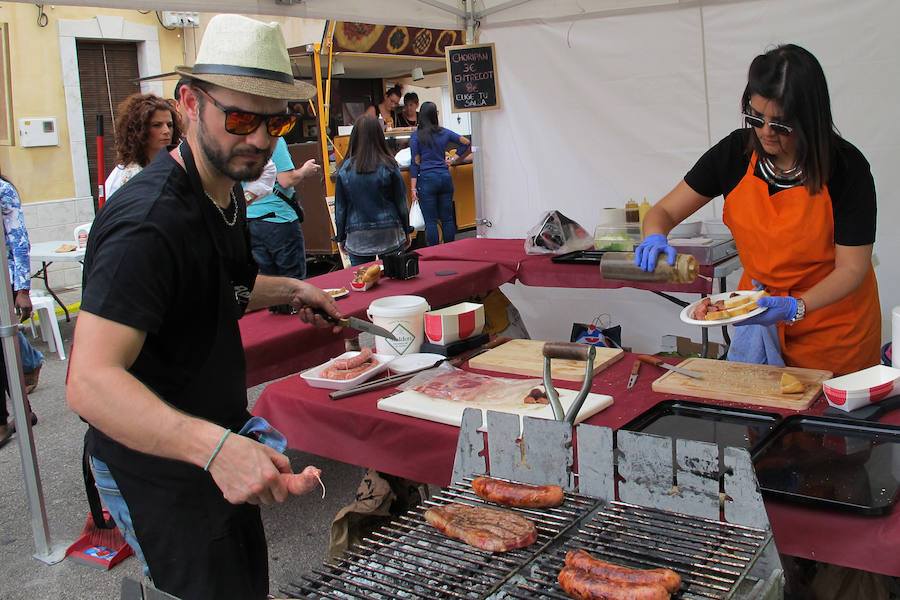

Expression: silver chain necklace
xmin=205 ymin=188 xmax=238 ymax=227
xmin=176 ymin=145 xmax=238 ymax=226
xmin=759 ymin=156 xmax=804 ymax=189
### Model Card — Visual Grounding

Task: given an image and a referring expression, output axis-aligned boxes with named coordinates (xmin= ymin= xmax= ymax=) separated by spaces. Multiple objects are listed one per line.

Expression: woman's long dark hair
xmin=346 ymin=115 xmax=397 ymax=174
xmin=415 ymin=102 xmax=442 ymax=148
xmin=742 ymin=43 xmax=838 ymax=194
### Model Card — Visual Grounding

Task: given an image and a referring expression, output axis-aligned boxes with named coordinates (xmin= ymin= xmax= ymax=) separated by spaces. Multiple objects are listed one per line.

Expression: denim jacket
xmin=333 ymin=160 xmax=412 ymax=242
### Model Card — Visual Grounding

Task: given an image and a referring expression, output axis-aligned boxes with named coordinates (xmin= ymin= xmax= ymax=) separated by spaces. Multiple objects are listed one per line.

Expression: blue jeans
xmin=91 ymin=457 xmax=151 ymax=578
xmin=18 ymin=332 xmax=42 ymax=373
xmin=416 ymin=170 xmax=456 ymax=246
xmin=248 ymin=219 xmax=306 ymax=280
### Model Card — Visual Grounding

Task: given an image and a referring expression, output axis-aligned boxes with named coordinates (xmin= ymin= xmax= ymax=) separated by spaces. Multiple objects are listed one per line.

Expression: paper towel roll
xmin=893 ymin=306 xmax=900 ymax=367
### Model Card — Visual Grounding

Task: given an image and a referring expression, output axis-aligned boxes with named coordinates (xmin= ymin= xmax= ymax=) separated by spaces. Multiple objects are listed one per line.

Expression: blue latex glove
xmin=734 ymin=296 xmax=799 ymax=327
xmin=634 ymin=234 xmax=677 ymax=272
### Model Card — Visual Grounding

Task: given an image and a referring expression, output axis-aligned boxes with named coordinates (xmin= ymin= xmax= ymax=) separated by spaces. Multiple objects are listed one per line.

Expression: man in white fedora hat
xmin=67 ymin=14 xmax=342 ymax=600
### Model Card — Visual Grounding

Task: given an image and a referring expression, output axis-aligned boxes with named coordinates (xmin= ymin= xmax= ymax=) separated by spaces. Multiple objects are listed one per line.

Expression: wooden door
xmin=76 ymin=41 xmax=140 ymax=211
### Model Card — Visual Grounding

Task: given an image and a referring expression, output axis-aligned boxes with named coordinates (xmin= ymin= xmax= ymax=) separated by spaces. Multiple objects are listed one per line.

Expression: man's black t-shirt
xmin=82 ymin=149 xmax=258 ymax=476
xmin=684 ymin=128 xmax=876 ymax=246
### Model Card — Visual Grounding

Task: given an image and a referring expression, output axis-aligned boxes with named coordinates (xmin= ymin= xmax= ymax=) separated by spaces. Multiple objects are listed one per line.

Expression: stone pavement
xmin=0 ymin=292 xmax=376 ymax=600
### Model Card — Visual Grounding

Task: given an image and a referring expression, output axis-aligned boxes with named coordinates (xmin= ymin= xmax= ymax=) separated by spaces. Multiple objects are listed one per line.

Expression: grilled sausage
xmin=565 ymin=549 xmax=681 ymax=594
xmin=332 ymin=348 xmax=373 ymax=370
xmin=471 ymin=477 xmax=564 ymax=508
xmin=557 ymin=566 xmax=670 ymax=600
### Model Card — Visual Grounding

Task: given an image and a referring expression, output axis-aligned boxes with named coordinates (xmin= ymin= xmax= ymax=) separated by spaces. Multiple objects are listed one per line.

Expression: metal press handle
xmin=541 ymin=342 xmax=597 ymax=423
xmin=542 ymin=341 xmax=596 ymax=362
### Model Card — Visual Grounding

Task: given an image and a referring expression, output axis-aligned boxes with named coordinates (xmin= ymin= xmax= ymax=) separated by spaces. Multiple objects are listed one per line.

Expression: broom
xmin=65 ymin=447 xmax=134 ymax=569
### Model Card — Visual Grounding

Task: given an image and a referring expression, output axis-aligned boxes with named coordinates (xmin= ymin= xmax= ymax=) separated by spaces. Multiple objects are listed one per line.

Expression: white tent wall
xmin=478 ymin=0 xmax=900 ymax=353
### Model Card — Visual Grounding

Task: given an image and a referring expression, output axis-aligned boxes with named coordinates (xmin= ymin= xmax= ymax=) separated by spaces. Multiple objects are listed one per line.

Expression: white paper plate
xmin=324 ymin=287 xmax=349 ymax=299
xmin=680 ymin=290 xmax=767 ymax=327
xmin=300 ymin=351 xmax=393 ymax=390
xmin=388 ymin=353 xmax=446 ymax=374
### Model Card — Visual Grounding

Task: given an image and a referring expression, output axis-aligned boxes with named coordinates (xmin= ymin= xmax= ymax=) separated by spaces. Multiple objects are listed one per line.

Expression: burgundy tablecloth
xmin=253 ymin=352 xmax=900 ymax=577
xmin=418 ymin=237 xmax=717 ymax=293
xmin=240 ymin=259 xmax=516 ymax=386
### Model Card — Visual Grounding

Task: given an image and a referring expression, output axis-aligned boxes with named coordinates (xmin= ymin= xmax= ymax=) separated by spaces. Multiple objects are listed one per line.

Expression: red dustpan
xmin=65 ymin=509 xmax=134 ymax=570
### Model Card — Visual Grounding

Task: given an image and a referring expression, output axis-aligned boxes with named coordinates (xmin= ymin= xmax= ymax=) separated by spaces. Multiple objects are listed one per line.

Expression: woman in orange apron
xmin=637 ymin=44 xmax=881 ymax=376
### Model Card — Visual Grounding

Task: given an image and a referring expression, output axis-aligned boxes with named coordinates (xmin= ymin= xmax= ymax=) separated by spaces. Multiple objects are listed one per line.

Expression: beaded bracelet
xmin=204 ymin=429 xmax=231 ymax=471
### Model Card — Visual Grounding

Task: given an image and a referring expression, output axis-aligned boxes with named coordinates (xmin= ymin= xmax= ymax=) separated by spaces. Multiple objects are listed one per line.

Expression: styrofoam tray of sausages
xmin=300 ymin=351 xmax=394 ymax=390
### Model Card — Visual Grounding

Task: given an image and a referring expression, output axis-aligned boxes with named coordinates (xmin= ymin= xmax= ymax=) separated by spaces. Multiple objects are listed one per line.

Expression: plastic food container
xmin=300 ymin=351 xmax=393 ymax=390
xmin=594 ymin=225 xmax=639 ymax=251
xmin=424 ymin=302 xmax=485 ymax=345
xmin=823 ymin=365 xmax=900 ymax=411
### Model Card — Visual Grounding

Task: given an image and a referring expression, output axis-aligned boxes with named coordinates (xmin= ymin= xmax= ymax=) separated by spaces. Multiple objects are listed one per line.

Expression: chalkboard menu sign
xmin=445 ymin=43 xmax=501 ymax=113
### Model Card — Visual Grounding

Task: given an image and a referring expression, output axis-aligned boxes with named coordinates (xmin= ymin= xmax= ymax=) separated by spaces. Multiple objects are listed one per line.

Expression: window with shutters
xmin=76 ymin=40 xmax=140 ymax=207
xmin=0 ymin=23 xmax=14 ymax=146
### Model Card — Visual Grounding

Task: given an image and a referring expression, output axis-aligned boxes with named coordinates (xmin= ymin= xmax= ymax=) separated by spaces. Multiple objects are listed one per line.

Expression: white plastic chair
xmin=74 ymin=222 xmax=92 ymax=249
xmin=28 ymin=291 xmax=65 ymax=360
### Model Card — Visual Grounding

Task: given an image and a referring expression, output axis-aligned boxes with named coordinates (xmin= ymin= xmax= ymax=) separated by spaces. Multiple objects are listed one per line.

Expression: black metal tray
xmin=751 ymin=414 xmax=900 ymax=515
xmin=551 ymin=250 xmax=609 ymax=265
xmin=620 ymin=399 xmax=781 ymax=454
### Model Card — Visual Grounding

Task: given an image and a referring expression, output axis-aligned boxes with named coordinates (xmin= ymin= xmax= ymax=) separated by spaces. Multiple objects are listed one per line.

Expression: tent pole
xmin=0 ymin=240 xmax=66 ymax=565
xmin=466 ymin=2 xmax=488 ymax=238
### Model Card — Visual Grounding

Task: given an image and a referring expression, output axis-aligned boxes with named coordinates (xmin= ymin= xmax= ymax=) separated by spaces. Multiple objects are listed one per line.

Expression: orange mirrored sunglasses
xmin=196 ymin=87 xmax=298 ymax=137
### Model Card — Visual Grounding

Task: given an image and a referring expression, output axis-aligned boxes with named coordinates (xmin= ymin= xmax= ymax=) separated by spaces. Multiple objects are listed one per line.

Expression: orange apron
xmin=722 ymin=153 xmax=881 ymax=375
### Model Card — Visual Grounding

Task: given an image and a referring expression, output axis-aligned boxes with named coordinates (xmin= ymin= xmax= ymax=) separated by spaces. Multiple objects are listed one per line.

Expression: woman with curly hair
xmin=104 ymin=93 xmax=183 ymax=199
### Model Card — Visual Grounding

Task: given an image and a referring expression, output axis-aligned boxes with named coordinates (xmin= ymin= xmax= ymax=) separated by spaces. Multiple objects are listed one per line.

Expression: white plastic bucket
xmin=367 ymin=295 xmax=430 ymax=356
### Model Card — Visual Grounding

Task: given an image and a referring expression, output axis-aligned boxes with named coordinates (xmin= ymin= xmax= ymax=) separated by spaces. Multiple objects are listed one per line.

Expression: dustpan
xmin=65 ymin=508 xmax=134 ymax=570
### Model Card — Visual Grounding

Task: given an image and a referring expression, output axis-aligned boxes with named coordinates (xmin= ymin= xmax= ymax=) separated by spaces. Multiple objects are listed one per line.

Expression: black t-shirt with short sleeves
xmin=82 ymin=149 xmax=258 ymax=474
xmin=684 ymin=128 xmax=876 ymax=246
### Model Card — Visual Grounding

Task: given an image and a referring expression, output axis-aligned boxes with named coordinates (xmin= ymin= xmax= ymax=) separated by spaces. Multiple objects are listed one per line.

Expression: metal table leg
xmin=31 ymin=261 xmax=70 ymax=322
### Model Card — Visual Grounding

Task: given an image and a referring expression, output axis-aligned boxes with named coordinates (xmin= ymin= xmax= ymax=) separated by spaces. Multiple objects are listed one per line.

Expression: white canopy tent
xmin=7 ymin=0 xmax=900 ymax=562
xmin=25 ymin=0 xmax=899 ymax=346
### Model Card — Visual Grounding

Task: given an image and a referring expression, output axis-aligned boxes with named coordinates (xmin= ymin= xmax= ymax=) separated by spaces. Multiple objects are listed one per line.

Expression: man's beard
xmin=196 ymin=118 xmax=271 ymax=181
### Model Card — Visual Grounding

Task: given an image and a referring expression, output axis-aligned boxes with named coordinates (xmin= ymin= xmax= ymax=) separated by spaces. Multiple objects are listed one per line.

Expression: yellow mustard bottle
xmin=639 ymin=197 xmax=652 ymax=224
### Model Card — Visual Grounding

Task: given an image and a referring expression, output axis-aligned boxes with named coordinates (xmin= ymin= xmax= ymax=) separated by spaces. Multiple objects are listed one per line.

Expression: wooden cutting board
xmin=468 ymin=339 xmax=624 ymax=382
xmin=651 ymin=357 xmax=832 ymax=410
xmin=378 ymin=387 xmax=613 ymax=429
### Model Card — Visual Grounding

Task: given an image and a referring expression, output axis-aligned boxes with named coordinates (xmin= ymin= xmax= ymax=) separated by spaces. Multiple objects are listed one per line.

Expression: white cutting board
xmin=377 ymin=388 xmax=613 ymax=430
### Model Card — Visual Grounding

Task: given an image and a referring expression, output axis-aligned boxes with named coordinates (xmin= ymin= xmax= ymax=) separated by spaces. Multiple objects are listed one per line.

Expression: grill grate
xmin=281 ymin=478 xmax=601 ymax=599
xmin=508 ymin=500 xmax=771 ymax=600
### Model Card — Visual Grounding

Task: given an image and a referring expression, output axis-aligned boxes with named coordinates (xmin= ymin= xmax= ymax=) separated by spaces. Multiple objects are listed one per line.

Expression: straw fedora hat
xmin=175 ymin=14 xmax=315 ymax=101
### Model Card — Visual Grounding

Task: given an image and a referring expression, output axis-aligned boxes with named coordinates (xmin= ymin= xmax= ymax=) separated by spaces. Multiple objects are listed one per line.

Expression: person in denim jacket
xmin=334 ymin=115 xmax=413 ymax=266
xmin=409 ymin=102 xmax=472 ymax=246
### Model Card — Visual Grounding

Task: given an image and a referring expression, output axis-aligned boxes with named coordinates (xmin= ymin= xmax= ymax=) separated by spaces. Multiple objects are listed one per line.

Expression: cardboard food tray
xmin=651 ymin=358 xmax=831 ymax=410
xmin=620 ymin=399 xmax=782 ymax=454
xmin=752 ymin=414 xmax=900 ymax=515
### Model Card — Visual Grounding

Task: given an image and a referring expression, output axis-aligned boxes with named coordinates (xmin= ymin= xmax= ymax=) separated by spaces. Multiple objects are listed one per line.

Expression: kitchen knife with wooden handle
xmin=637 ymin=354 xmax=703 ymax=379
xmin=627 ymin=359 xmax=641 ymax=389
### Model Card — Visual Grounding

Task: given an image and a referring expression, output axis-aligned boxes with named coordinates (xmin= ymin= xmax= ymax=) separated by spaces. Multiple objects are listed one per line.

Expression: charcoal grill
xmin=282 ymin=480 xmax=601 ymax=599
xmin=284 ymin=408 xmax=783 ymax=599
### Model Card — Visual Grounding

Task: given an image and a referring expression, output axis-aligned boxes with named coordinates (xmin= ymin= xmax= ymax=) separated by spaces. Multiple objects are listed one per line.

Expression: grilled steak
xmin=423 ymin=503 xmax=537 ymax=552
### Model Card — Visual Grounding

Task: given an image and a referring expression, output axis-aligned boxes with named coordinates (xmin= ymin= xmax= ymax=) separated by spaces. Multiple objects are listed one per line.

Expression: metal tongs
xmin=541 ymin=341 xmax=596 ymax=424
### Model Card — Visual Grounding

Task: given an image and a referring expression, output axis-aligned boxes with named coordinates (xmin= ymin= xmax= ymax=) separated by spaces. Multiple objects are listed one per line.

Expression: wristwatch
xmin=788 ymin=297 xmax=806 ymax=325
